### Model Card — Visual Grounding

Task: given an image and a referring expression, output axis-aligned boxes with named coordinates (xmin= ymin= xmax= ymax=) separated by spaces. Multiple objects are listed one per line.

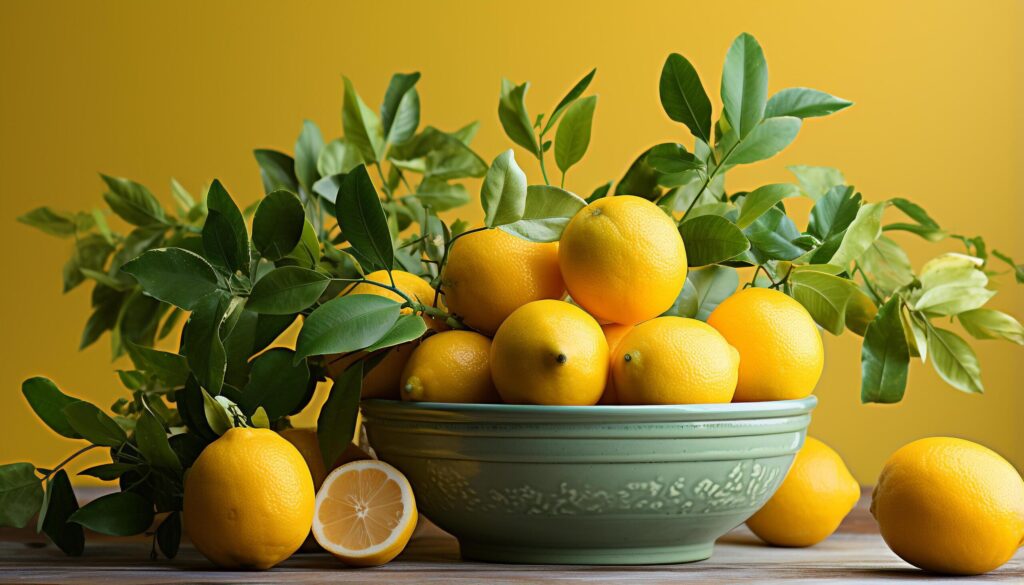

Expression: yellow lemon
xmin=400 ymin=330 xmax=499 ymax=403
xmin=441 ymin=228 xmax=565 ymax=335
xmin=348 ymin=269 xmax=444 ymax=331
xmin=611 ymin=316 xmax=739 ymax=404
xmin=707 ymin=287 xmax=823 ymax=402
xmin=558 ymin=195 xmax=687 ymax=325
xmin=326 ymin=343 xmax=417 ymax=400
xmin=183 ymin=428 xmax=315 ymax=569
xmin=746 ymin=436 xmax=860 ymax=547
xmin=490 ymin=299 xmax=608 ymax=405
xmin=598 ymin=323 xmax=633 ymax=404
xmin=312 ymin=460 xmax=418 ymax=567
xmin=871 ymin=437 xmax=1024 ymax=575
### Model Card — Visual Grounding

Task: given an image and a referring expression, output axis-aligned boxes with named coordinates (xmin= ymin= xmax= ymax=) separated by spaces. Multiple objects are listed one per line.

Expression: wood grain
xmin=1 ymin=488 xmax=1020 ymax=584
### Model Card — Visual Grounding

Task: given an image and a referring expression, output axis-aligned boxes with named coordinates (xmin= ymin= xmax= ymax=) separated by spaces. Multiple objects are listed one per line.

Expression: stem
xmin=560 ymin=170 xmax=567 ymax=189
xmin=43 ymin=445 xmax=99 ymax=479
xmin=854 ymin=261 xmax=884 ymax=304
xmin=431 ymin=226 xmax=488 ymax=308
xmin=680 ymin=139 xmax=741 ymax=221
xmin=395 ymin=167 xmax=415 ymax=194
xmin=330 ymin=277 xmax=468 ymax=330
xmin=536 ymin=140 xmax=551 ymax=186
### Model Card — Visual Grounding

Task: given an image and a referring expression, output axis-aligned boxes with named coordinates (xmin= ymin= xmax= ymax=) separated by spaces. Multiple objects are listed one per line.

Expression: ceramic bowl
xmin=361 ymin=396 xmax=816 ymax=565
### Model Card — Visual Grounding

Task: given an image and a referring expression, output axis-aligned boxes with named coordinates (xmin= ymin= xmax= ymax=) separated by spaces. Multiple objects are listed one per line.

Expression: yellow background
xmin=1 ymin=1 xmax=1021 ymax=484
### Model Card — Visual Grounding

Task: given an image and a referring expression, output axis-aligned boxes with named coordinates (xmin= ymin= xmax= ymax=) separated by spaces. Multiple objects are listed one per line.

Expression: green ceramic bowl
xmin=361 ymin=396 xmax=816 ymax=565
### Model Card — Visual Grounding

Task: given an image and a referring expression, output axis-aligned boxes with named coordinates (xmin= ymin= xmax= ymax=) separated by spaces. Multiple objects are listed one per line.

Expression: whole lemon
xmin=400 ymin=330 xmax=499 ymax=403
xmin=611 ymin=316 xmax=739 ymax=404
xmin=707 ymin=287 xmax=823 ymax=402
xmin=871 ymin=437 xmax=1024 ymax=575
xmin=558 ymin=195 xmax=687 ymax=325
xmin=326 ymin=343 xmax=416 ymax=400
xmin=746 ymin=436 xmax=860 ymax=547
xmin=598 ymin=323 xmax=633 ymax=404
xmin=441 ymin=229 xmax=565 ymax=335
xmin=348 ymin=269 xmax=444 ymax=331
xmin=491 ymin=299 xmax=608 ymax=405
xmin=183 ymin=428 xmax=315 ymax=569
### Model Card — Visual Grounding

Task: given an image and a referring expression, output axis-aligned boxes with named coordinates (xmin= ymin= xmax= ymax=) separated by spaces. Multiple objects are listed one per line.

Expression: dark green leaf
xmin=790 ymin=270 xmax=866 ymax=335
xmin=679 ymin=215 xmax=750 ymax=266
xmin=121 ymin=248 xmax=222 ymax=310
xmin=615 ymin=147 xmax=663 ymax=199
xmin=647 ymin=143 xmax=703 ymax=175
xmin=860 ymin=297 xmax=910 ymax=403
xmin=40 ymin=470 xmax=84 ymax=556
xmin=500 ymin=185 xmax=586 ymax=242
xmin=721 ymin=33 xmax=768 ymax=138
xmin=22 ymin=377 xmax=81 ymax=439
xmin=295 ymin=294 xmax=402 ymax=362
xmin=63 ymin=402 xmax=127 ymax=447
xmin=247 ymin=266 xmax=329 ymax=314
xmin=736 ymin=184 xmax=800 ymax=229
xmin=135 ymin=411 xmax=181 ymax=472
xmin=254 ymin=313 xmax=296 ymax=354
xmin=156 ymin=511 xmax=181 ymax=559
xmin=239 ymin=348 xmax=311 ymax=420
xmin=659 ymin=53 xmax=713 ymax=143
xmin=412 ymin=179 xmax=470 ymax=211
xmin=69 ymin=491 xmax=153 ymax=536
xmin=481 ymin=150 xmax=528 ymax=228
xmin=0 ymin=463 xmax=43 ymax=528
xmin=101 ymin=175 xmax=166 ymax=226
xmin=727 ymin=117 xmax=801 ymax=165
xmin=252 ymin=189 xmax=305 ymax=262
xmin=688 ymin=265 xmax=739 ymax=321
xmin=125 ymin=342 xmax=190 ymax=387
xmin=343 ymin=76 xmax=386 ymax=162
xmin=78 ymin=463 xmax=136 ymax=481
xmin=17 ymin=207 xmax=80 ymax=237
xmin=317 ymin=139 xmax=363 ymax=177
xmin=587 ymin=181 xmax=612 ymax=203
xmin=992 ymin=250 xmax=1024 ymax=284
xmin=203 ymin=179 xmax=249 ymax=274
xmin=183 ymin=292 xmax=230 ymax=393
xmin=254 ymin=149 xmax=299 ymax=194
xmin=498 ymin=79 xmax=539 ymax=154
xmin=808 ymin=186 xmax=861 ymax=240
xmin=336 ymin=165 xmax=394 ymax=271
xmin=317 ymin=362 xmax=362 ymax=468
xmin=927 ymin=323 xmax=984 ymax=394
xmin=295 ymin=120 xmax=325 ymax=192
xmin=744 ymin=207 xmax=804 ymax=261
xmin=542 ymin=68 xmax=596 ymax=135
xmin=766 ymin=88 xmax=853 ymax=119
xmin=363 ymin=314 xmax=427 ymax=352
xmin=554 ymin=95 xmax=597 ymax=174
xmin=381 ymin=72 xmax=421 ymax=144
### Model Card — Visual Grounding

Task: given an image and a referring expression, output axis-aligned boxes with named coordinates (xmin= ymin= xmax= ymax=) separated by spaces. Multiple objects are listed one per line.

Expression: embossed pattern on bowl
xmin=361 ymin=397 xmax=816 ymax=565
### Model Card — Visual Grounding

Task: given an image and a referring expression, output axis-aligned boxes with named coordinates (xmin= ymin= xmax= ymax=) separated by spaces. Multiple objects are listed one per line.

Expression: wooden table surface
xmin=1 ymin=488 xmax=1021 ymax=584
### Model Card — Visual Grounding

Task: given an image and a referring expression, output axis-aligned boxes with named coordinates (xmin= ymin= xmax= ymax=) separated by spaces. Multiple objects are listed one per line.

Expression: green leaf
xmin=78 ymin=463 xmax=136 ymax=481
xmin=647 ymin=143 xmax=704 ymax=174
xmin=247 ymin=266 xmax=329 ymax=314
xmin=766 ymin=88 xmax=853 ymax=119
xmin=201 ymin=388 xmax=234 ymax=435
xmin=135 ymin=411 xmax=181 ymax=472
xmin=295 ymin=120 xmax=325 ymax=192
xmin=659 ymin=53 xmax=713 ymax=143
xmin=364 ymin=314 xmax=428 ymax=352
xmin=317 ymin=362 xmax=363 ymax=468
xmin=727 ymin=117 xmax=801 ymax=165
xmin=254 ymin=149 xmax=299 ymax=194
xmin=918 ymin=253 xmax=985 ymax=291
xmin=412 ymin=179 xmax=470 ymax=211
xmin=498 ymin=79 xmax=539 ymax=154
xmin=542 ymin=68 xmax=596 ymax=135
xmin=808 ymin=186 xmax=861 ymax=241
xmin=156 ymin=511 xmax=181 ymax=559
xmin=281 ymin=219 xmax=320 ymax=269
xmin=615 ymin=147 xmax=664 ymax=199
xmin=183 ymin=292 xmax=230 ymax=393
xmin=0 ymin=463 xmax=43 ymax=528
xmin=679 ymin=215 xmax=749 ymax=266
xmin=121 ymin=248 xmax=221 ymax=310
xmin=63 ymin=402 xmax=127 ymax=447
xmin=790 ymin=270 xmax=868 ymax=335
xmin=22 ymin=377 xmax=81 ymax=439
xmin=125 ymin=342 xmax=190 ymax=387
xmin=789 ymin=165 xmax=847 ymax=201
xmin=914 ymin=284 xmax=996 ymax=316
xmin=481 ymin=150 xmax=528 ymax=228
xmin=202 ymin=179 xmax=250 ymax=274
xmin=587 ymin=181 xmax=612 ymax=203
xmin=381 ymin=72 xmax=421 ymax=145
xmin=69 ymin=491 xmax=153 ymax=536
xmin=736 ymin=183 xmax=800 ymax=229
xmin=958 ymin=308 xmax=1024 ymax=345
xmin=884 ymin=197 xmax=946 ymax=241
xmin=721 ymin=32 xmax=768 ymax=138
xmin=40 ymin=470 xmax=84 ymax=556
xmin=240 ymin=348 xmax=311 ymax=420
xmin=689 ymin=266 xmax=739 ymax=321
xmin=992 ymin=250 xmax=1024 ymax=284
xmin=901 ymin=306 xmax=929 ymax=361
xmin=252 ymin=190 xmax=306 ymax=262
xmin=342 ymin=76 xmax=385 ymax=162
xmin=500 ymin=185 xmax=586 ymax=242
xmin=17 ymin=207 xmax=80 ymax=238
xmin=336 ymin=165 xmax=394 ymax=271
xmin=294 ymin=294 xmax=402 ymax=362
xmin=317 ymin=139 xmax=363 ymax=177
xmin=554 ymin=95 xmax=597 ymax=174
xmin=860 ymin=296 xmax=910 ymax=403
xmin=927 ymin=324 xmax=984 ymax=394
xmin=744 ymin=207 xmax=804 ymax=261
xmin=101 ymin=175 xmax=166 ymax=226
xmin=829 ymin=202 xmax=885 ymax=268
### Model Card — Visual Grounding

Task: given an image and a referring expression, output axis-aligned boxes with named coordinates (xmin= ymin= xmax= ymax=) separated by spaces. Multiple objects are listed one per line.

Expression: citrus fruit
xmin=745 ymin=436 xmax=859 ymax=547
xmin=490 ymin=299 xmax=608 ymax=405
xmin=871 ymin=437 xmax=1024 ymax=575
xmin=558 ymin=195 xmax=687 ymax=325
xmin=347 ymin=269 xmax=444 ymax=331
xmin=183 ymin=428 xmax=315 ymax=569
xmin=611 ymin=316 xmax=739 ymax=404
xmin=326 ymin=343 xmax=416 ymax=400
xmin=312 ymin=459 xmax=418 ymax=567
xmin=400 ymin=330 xmax=499 ymax=403
xmin=706 ymin=287 xmax=823 ymax=402
xmin=441 ymin=228 xmax=565 ymax=335
xmin=598 ymin=323 xmax=633 ymax=404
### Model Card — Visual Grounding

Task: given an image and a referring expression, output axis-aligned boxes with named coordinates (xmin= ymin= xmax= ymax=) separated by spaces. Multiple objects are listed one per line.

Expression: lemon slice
xmin=312 ymin=459 xmax=418 ymax=566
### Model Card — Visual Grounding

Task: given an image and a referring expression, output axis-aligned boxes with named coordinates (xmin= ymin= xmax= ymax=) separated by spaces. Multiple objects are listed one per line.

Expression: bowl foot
xmin=458 ymin=540 xmax=714 ymax=565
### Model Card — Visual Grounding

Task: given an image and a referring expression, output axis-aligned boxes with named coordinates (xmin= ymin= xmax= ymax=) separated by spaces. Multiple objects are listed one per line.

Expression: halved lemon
xmin=311 ymin=459 xmax=418 ymax=566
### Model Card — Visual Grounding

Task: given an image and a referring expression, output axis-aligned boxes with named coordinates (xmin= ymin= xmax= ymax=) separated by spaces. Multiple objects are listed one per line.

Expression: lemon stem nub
xmin=624 ymin=353 xmax=632 ymax=362
xmin=556 ymin=353 xmax=567 ymax=364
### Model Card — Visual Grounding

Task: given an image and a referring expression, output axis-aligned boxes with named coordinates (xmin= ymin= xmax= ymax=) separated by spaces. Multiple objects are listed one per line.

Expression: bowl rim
xmin=362 ymin=395 xmax=817 ymax=422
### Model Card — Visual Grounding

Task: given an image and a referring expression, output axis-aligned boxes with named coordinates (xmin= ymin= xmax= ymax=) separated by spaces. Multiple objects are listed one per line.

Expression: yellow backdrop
xmin=1 ymin=1 xmax=1021 ymax=484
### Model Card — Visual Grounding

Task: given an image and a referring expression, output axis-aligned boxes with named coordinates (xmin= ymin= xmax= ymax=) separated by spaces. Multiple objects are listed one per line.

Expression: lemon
xmin=348 ymin=269 xmax=444 ymax=331
xmin=611 ymin=316 xmax=739 ymax=404
xmin=312 ymin=460 xmax=418 ymax=567
xmin=183 ymin=428 xmax=315 ymax=569
xmin=745 ymin=436 xmax=860 ymax=547
xmin=558 ymin=195 xmax=687 ymax=325
xmin=326 ymin=343 xmax=416 ymax=400
xmin=598 ymin=323 xmax=633 ymax=404
xmin=400 ymin=330 xmax=499 ymax=403
xmin=871 ymin=437 xmax=1024 ymax=575
xmin=490 ymin=299 xmax=608 ymax=405
xmin=707 ymin=287 xmax=823 ymax=402
xmin=441 ymin=228 xmax=565 ymax=335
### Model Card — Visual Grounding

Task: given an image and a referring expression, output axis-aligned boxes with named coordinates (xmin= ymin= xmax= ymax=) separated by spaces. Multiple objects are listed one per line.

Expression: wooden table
xmin=1 ymin=489 xmax=1021 ymax=584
